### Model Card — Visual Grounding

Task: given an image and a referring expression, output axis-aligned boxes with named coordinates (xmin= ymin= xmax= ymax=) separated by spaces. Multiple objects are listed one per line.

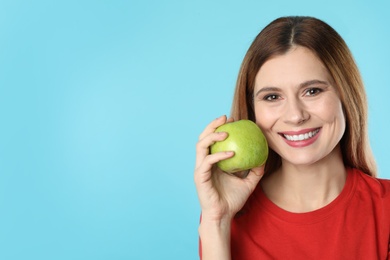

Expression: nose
xmin=283 ymin=97 xmax=310 ymax=125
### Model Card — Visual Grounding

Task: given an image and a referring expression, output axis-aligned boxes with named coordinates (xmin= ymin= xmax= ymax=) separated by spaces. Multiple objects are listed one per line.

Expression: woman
xmin=194 ymin=16 xmax=390 ymax=259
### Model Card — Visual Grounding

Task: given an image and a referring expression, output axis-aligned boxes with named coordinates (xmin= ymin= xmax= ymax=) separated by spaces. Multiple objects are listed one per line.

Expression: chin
xmin=281 ymin=154 xmax=323 ymax=166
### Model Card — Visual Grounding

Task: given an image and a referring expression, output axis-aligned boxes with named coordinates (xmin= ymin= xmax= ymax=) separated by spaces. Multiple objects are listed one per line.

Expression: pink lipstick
xmin=279 ymin=128 xmax=321 ymax=148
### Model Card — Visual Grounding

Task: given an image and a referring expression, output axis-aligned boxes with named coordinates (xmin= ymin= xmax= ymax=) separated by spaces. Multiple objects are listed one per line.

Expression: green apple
xmin=210 ymin=119 xmax=268 ymax=177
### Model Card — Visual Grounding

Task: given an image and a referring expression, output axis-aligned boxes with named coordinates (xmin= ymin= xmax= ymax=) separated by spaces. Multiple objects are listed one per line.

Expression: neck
xmin=261 ymin=146 xmax=347 ymax=213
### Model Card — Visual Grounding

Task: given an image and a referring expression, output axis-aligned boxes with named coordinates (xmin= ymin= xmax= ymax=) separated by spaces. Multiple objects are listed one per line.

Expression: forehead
xmin=254 ymin=46 xmax=332 ymax=89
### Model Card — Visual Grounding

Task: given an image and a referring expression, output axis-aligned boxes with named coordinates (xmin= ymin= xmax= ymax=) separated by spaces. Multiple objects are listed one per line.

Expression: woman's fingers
xmin=195 ymin=151 xmax=234 ymax=183
xmin=250 ymin=165 xmax=265 ymax=177
xmin=226 ymin=117 xmax=234 ymax=123
xmin=198 ymin=115 xmax=227 ymax=141
xmin=195 ymin=131 xmax=228 ymax=168
xmin=195 ymin=115 xmax=233 ymax=170
xmin=243 ymin=166 xmax=265 ymax=191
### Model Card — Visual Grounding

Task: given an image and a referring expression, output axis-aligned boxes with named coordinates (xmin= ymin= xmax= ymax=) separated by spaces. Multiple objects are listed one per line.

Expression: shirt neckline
xmin=253 ymin=168 xmax=357 ymax=225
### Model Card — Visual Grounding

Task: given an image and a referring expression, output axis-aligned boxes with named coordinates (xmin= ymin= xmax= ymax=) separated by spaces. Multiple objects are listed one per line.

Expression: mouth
xmin=280 ymin=128 xmax=321 ymax=141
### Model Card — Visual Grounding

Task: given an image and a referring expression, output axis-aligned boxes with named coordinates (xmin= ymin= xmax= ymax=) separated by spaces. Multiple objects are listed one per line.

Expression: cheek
xmin=317 ymin=98 xmax=345 ymax=124
xmin=254 ymin=106 xmax=276 ymax=130
xmin=254 ymin=106 xmax=281 ymax=149
xmin=333 ymin=103 xmax=346 ymax=134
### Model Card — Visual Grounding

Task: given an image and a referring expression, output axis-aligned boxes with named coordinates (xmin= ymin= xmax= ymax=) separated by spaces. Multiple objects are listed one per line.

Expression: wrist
xmin=199 ymin=214 xmax=233 ymax=238
xmin=198 ymin=215 xmax=232 ymax=260
xmin=200 ymin=213 xmax=233 ymax=227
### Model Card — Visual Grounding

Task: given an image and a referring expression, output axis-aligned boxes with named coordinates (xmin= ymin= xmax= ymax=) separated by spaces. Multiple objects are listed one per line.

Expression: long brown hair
xmin=230 ymin=16 xmax=376 ymax=176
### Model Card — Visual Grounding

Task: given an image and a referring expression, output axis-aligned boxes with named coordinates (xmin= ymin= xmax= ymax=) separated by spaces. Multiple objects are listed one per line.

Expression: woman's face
xmin=253 ymin=46 xmax=345 ymax=166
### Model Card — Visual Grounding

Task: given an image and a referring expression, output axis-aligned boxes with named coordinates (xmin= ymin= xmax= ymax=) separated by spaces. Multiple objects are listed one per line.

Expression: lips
xmin=278 ymin=128 xmax=321 ymax=147
xmin=282 ymin=128 xmax=320 ymax=141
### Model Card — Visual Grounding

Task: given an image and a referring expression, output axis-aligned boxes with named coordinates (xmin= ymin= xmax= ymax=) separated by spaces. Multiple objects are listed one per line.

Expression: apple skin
xmin=210 ymin=120 xmax=268 ymax=176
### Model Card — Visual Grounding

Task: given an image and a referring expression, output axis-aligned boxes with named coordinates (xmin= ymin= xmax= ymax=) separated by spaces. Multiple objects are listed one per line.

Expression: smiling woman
xmin=254 ymin=46 xmax=346 ymax=166
xmin=232 ymin=17 xmax=375 ymax=177
xmin=194 ymin=16 xmax=390 ymax=260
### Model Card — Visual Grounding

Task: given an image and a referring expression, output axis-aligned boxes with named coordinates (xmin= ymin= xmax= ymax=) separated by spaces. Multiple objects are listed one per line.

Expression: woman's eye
xmin=263 ymin=94 xmax=280 ymax=101
xmin=305 ymin=88 xmax=322 ymax=96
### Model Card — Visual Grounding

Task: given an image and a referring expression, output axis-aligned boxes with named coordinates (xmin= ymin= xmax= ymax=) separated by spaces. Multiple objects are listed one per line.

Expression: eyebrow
xmin=254 ymin=79 xmax=329 ymax=97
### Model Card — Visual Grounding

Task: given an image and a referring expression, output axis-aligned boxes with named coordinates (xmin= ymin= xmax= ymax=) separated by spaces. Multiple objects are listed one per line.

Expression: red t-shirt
xmin=199 ymin=168 xmax=390 ymax=259
xmin=230 ymin=168 xmax=390 ymax=259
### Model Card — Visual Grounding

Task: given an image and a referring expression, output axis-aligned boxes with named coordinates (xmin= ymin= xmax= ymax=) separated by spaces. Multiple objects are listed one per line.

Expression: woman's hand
xmin=194 ymin=115 xmax=265 ymax=223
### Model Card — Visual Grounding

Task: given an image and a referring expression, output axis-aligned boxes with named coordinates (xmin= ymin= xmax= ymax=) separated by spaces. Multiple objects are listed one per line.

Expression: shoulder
xmin=351 ymin=168 xmax=390 ymax=199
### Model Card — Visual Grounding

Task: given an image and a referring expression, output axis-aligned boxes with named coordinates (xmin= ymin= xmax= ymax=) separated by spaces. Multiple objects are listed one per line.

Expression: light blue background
xmin=0 ymin=0 xmax=389 ymax=259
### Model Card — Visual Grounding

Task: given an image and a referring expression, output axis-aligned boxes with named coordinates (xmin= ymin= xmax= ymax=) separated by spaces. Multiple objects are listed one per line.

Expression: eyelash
xmin=304 ymin=87 xmax=323 ymax=96
xmin=263 ymin=94 xmax=280 ymax=101
xmin=261 ymin=88 xmax=323 ymax=101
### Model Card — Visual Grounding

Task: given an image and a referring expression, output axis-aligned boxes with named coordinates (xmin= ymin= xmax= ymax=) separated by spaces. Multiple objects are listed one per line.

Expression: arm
xmin=198 ymin=216 xmax=232 ymax=260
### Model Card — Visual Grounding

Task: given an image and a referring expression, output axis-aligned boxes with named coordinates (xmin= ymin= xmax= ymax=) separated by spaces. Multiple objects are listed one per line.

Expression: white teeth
xmin=284 ymin=129 xmax=319 ymax=141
